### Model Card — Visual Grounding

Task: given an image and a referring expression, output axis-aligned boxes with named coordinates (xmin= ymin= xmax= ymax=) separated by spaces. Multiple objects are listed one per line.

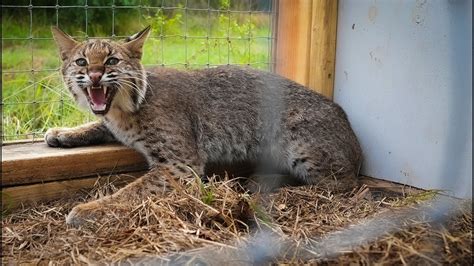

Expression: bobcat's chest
xmin=104 ymin=116 xmax=153 ymax=165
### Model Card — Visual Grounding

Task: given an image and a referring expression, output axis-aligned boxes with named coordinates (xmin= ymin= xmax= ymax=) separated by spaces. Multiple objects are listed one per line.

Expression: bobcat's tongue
xmin=89 ymin=87 xmax=107 ymax=111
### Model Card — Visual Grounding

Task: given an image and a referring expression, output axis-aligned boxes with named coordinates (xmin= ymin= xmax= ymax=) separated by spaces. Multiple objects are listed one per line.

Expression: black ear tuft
xmin=123 ymin=25 xmax=151 ymax=59
xmin=125 ymin=25 xmax=151 ymax=43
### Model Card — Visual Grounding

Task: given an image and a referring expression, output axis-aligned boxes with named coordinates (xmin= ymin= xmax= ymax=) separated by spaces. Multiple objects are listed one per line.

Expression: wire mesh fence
xmin=1 ymin=0 xmax=276 ymax=142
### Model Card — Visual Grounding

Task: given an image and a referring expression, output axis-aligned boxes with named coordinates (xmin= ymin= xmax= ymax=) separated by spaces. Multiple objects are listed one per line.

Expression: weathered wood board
xmin=2 ymin=142 xmax=148 ymax=186
xmin=2 ymin=172 xmax=144 ymax=209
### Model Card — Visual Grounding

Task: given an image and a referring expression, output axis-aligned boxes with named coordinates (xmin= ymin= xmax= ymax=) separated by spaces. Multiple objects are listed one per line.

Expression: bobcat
xmin=47 ymin=26 xmax=362 ymax=226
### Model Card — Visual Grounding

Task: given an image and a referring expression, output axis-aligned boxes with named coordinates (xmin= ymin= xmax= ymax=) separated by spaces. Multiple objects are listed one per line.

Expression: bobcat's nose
xmin=89 ymin=71 xmax=103 ymax=87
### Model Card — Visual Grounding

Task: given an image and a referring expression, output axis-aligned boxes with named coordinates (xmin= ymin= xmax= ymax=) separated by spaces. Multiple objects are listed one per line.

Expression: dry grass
xmin=2 ymin=174 xmax=472 ymax=265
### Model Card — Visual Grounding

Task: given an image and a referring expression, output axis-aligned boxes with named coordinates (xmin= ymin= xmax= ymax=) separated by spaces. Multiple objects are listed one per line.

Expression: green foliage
xmin=146 ymin=7 xmax=184 ymax=36
xmin=143 ymin=4 xmax=264 ymax=67
xmin=193 ymin=175 xmax=215 ymax=206
xmin=2 ymin=70 xmax=93 ymax=140
xmin=201 ymin=187 xmax=216 ymax=205
xmin=219 ymin=0 xmax=231 ymax=10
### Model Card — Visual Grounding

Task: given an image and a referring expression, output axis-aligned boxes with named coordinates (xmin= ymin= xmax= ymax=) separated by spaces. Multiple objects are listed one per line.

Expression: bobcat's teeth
xmin=87 ymin=87 xmax=91 ymax=97
xmin=103 ymin=86 xmax=107 ymax=96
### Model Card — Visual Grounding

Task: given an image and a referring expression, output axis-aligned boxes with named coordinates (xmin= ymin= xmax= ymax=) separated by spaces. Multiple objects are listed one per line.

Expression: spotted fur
xmin=46 ymin=26 xmax=362 ymax=226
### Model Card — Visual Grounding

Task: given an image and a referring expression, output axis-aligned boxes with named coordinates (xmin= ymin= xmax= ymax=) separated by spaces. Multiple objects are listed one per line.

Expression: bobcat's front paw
xmin=44 ymin=128 xmax=73 ymax=147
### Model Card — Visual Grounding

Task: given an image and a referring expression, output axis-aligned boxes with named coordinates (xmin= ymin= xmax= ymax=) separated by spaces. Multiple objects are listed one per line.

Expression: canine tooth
xmin=87 ymin=87 xmax=91 ymax=96
xmin=103 ymin=86 xmax=107 ymax=95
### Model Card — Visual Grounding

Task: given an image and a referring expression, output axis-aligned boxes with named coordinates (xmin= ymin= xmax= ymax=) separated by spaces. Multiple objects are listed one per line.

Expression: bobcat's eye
xmin=105 ymin=57 xmax=120 ymax=65
xmin=75 ymin=58 xmax=87 ymax=66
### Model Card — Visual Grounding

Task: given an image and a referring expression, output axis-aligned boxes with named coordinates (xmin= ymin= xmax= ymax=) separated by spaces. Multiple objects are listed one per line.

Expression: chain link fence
xmin=1 ymin=0 xmax=276 ymax=141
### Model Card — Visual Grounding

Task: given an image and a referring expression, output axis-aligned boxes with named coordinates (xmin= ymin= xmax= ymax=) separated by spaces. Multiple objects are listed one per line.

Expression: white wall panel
xmin=334 ymin=0 xmax=472 ymax=198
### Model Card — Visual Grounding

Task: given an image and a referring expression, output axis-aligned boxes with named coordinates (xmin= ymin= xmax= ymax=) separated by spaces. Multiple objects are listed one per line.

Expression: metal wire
xmin=1 ymin=1 xmax=276 ymax=141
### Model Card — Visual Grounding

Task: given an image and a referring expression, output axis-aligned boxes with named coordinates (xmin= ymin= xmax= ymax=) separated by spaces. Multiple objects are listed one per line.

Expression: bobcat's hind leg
xmin=66 ymin=162 xmax=204 ymax=227
xmin=45 ymin=121 xmax=115 ymax=147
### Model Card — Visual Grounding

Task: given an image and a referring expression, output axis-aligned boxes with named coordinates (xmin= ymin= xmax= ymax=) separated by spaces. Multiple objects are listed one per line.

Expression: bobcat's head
xmin=52 ymin=26 xmax=150 ymax=115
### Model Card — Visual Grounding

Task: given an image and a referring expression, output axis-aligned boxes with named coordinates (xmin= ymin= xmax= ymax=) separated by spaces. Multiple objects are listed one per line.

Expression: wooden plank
xmin=360 ymin=175 xmax=423 ymax=196
xmin=275 ymin=0 xmax=339 ymax=99
xmin=1 ymin=172 xmax=144 ymax=210
xmin=2 ymin=142 xmax=148 ymax=186
xmin=274 ymin=0 xmax=313 ymax=85
xmin=308 ymin=0 xmax=339 ymax=99
xmin=2 ymin=139 xmax=43 ymax=146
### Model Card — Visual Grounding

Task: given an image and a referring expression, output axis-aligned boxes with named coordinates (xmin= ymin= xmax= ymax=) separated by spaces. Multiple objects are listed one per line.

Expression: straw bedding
xmin=2 ymin=173 xmax=471 ymax=265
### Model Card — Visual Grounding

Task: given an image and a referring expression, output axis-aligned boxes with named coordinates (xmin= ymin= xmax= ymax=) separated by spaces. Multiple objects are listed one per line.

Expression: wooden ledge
xmin=2 ymin=172 xmax=144 ymax=210
xmin=2 ymin=142 xmax=148 ymax=187
xmin=1 ymin=142 xmax=424 ymax=209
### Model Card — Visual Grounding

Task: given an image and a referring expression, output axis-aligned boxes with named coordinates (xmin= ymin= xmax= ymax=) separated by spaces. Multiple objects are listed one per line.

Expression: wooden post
xmin=274 ymin=0 xmax=313 ymax=86
xmin=275 ymin=0 xmax=339 ymax=99
xmin=308 ymin=0 xmax=339 ymax=99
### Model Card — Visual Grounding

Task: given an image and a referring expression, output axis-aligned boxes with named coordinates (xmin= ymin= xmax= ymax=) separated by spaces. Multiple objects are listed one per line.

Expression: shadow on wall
xmin=439 ymin=0 xmax=472 ymax=199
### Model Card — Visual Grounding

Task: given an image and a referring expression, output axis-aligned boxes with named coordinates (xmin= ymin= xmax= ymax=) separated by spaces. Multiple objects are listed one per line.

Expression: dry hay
xmin=2 ymin=173 xmax=472 ymax=265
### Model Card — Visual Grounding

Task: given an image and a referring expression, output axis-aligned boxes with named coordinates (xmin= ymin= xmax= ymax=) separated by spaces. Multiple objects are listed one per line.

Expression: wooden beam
xmin=2 ymin=142 xmax=148 ymax=186
xmin=2 ymin=172 xmax=143 ymax=209
xmin=275 ymin=0 xmax=339 ymax=99
xmin=308 ymin=0 xmax=339 ymax=99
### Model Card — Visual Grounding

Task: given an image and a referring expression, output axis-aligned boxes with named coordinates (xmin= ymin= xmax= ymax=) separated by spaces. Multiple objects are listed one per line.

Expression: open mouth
xmin=84 ymin=86 xmax=116 ymax=115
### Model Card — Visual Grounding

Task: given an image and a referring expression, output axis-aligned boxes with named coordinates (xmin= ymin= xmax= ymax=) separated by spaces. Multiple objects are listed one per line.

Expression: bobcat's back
xmin=131 ymin=66 xmax=362 ymax=182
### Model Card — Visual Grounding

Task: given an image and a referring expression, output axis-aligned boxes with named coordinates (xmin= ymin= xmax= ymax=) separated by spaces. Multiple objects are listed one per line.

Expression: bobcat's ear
xmin=123 ymin=25 xmax=151 ymax=59
xmin=51 ymin=26 xmax=79 ymax=61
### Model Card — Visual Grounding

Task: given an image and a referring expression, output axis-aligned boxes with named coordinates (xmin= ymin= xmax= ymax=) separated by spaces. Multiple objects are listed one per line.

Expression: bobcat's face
xmin=52 ymin=26 xmax=150 ymax=115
